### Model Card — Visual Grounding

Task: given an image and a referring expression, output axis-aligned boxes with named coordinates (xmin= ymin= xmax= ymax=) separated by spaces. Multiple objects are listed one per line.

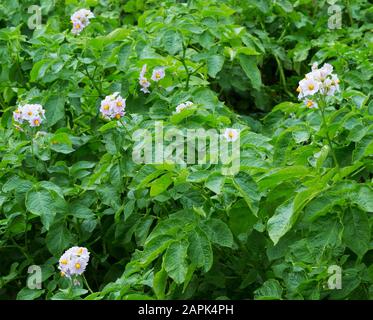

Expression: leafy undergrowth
xmin=0 ymin=0 xmax=372 ymax=300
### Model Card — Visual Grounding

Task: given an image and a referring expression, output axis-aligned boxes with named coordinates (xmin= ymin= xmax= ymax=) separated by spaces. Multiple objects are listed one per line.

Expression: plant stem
xmin=274 ymin=54 xmax=294 ymax=98
xmin=318 ymin=97 xmax=340 ymax=172
xmin=82 ymin=274 xmax=94 ymax=294
xmin=83 ymin=65 xmax=103 ymax=98
xmin=181 ymin=42 xmax=190 ymax=90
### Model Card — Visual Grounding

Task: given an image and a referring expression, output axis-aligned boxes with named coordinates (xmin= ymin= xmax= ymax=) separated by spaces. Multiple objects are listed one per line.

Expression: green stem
xmin=82 ymin=274 xmax=94 ymax=294
xmin=29 ymin=128 xmax=38 ymax=177
xmin=274 ymin=54 xmax=294 ymax=98
xmin=181 ymin=42 xmax=190 ymax=90
xmin=318 ymin=97 xmax=340 ymax=172
xmin=83 ymin=65 xmax=103 ymax=98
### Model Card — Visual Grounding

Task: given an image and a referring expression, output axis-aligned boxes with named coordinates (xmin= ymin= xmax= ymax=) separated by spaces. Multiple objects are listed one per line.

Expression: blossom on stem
xmin=71 ymin=9 xmax=95 ymax=35
xmin=138 ymin=64 xmax=151 ymax=94
xmin=58 ymin=246 xmax=90 ymax=279
xmin=297 ymin=62 xmax=340 ymax=105
xmin=304 ymin=99 xmax=318 ymax=109
xmin=13 ymin=104 xmax=45 ymax=127
xmin=99 ymin=92 xmax=126 ymax=120
xmin=223 ymin=128 xmax=239 ymax=142
xmin=151 ymin=67 xmax=165 ymax=82
xmin=175 ymin=101 xmax=194 ymax=113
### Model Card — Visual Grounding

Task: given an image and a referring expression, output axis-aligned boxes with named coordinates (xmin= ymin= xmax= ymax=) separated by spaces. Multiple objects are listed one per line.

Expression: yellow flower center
xmin=228 ymin=131 xmax=234 ymax=138
xmin=296 ymin=87 xmax=301 ymax=93
xmin=60 ymin=271 xmax=65 ymax=277
xmin=116 ymin=101 xmax=122 ymax=107
xmin=306 ymin=101 xmax=313 ymax=107
xmin=61 ymin=259 xmax=68 ymax=265
xmin=308 ymin=84 xmax=314 ymax=90
xmin=75 ymin=23 xmax=81 ymax=29
xmin=28 ymin=111 xmax=33 ymax=116
xmin=156 ymin=73 xmax=161 ymax=79
xmin=103 ymin=104 xmax=110 ymax=110
xmin=34 ymin=119 xmax=40 ymax=126
xmin=77 ymin=248 xmax=83 ymax=255
xmin=115 ymin=114 xmax=121 ymax=119
xmin=75 ymin=263 xmax=81 ymax=269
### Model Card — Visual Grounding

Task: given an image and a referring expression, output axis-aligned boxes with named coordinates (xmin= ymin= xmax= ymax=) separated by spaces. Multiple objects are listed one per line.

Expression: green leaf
xmin=153 ymin=268 xmax=168 ymax=299
xmin=201 ymin=219 xmax=233 ymax=248
xmin=163 ymin=29 xmax=183 ymax=55
xmin=98 ymin=121 xmax=118 ymax=132
xmin=17 ymin=288 xmax=45 ymax=300
xmin=254 ymin=279 xmax=283 ymax=300
xmin=205 ymin=173 xmax=225 ymax=194
xmin=188 ymin=227 xmax=213 ymax=272
xmin=46 ymin=223 xmax=73 ymax=256
xmin=207 ymin=54 xmax=224 ymax=78
xmin=164 ymin=240 xmax=189 ymax=284
xmin=70 ymin=203 xmax=94 ymax=219
xmin=304 ymin=193 xmax=344 ymax=222
xmin=258 ymin=166 xmax=311 ymax=191
xmin=267 ymin=185 xmax=322 ymax=244
xmin=232 ymin=172 xmax=260 ymax=216
xmin=146 ymin=217 xmax=186 ymax=244
xmin=26 ymin=190 xmax=56 ymax=230
xmin=149 ymin=173 xmax=173 ymax=197
xmin=44 ymin=95 xmax=65 ymax=127
xmin=343 ymin=207 xmax=370 ymax=258
xmin=30 ymin=59 xmax=51 ymax=82
xmin=50 ymin=133 xmax=74 ymax=154
xmin=229 ymin=205 xmax=258 ymax=237
xmin=238 ymin=54 xmax=262 ymax=90
xmin=140 ymin=235 xmax=175 ymax=267
xmin=170 ymin=106 xmax=197 ymax=124
xmin=352 ymin=185 xmax=373 ymax=212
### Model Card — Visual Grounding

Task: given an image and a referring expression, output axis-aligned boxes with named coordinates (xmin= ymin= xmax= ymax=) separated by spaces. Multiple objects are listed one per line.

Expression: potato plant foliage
xmin=0 ymin=0 xmax=372 ymax=300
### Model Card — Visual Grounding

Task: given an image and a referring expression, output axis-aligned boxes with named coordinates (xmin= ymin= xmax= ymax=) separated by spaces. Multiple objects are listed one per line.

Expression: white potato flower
xmin=13 ymin=104 xmax=45 ymax=127
xmin=100 ymin=93 xmax=126 ymax=120
xmin=223 ymin=128 xmax=239 ymax=142
xmin=298 ymin=77 xmax=320 ymax=97
xmin=58 ymin=246 xmax=90 ymax=279
xmin=151 ymin=67 xmax=166 ymax=82
xmin=297 ymin=62 xmax=340 ymax=110
xmin=175 ymin=101 xmax=194 ymax=113
xmin=304 ymin=99 xmax=318 ymax=109
xmin=70 ymin=9 xmax=95 ymax=35
xmin=139 ymin=64 xmax=151 ymax=93
xmin=297 ymin=62 xmax=340 ymax=100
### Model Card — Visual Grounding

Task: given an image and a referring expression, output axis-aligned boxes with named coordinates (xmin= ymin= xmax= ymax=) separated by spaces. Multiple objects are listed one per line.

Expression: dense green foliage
xmin=0 ymin=0 xmax=372 ymax=300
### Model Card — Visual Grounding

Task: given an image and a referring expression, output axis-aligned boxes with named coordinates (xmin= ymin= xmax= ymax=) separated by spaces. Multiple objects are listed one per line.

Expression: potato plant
xmin=0 ymin=0 xmax=372 ymax=300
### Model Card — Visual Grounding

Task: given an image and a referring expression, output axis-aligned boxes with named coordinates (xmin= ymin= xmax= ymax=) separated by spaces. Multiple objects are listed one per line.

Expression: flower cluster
xmin=139 ymin=64 xmax=151 ymax=94
xmin=71 ymin=9 xmax=95 ymax=35
xmin=151 ymin=67 xmax=166 ymax=82
xmin=139 ymin=65 xmax=166 ymax=94
xmin=100 ymin=92 xmax=126 ymax=120
xmin=175 ymin=101 xmax=194 ymax=113
xmin=58 ymin=246 xmax=90 ymax=278
xmin=13 ymin=104 xmax=45 ymax=127
xmin=223 ymin=128 xmax=239 ymax=142
xmin=297 ymin=62 xmax=340 ymax=108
